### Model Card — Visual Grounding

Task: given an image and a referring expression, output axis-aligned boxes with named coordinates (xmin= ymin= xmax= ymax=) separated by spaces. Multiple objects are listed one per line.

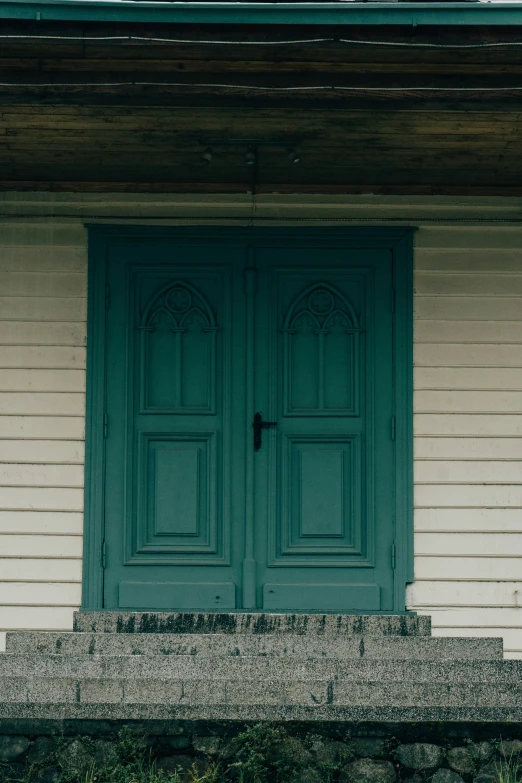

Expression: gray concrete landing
xmin=0 ymin=612 xmax=519 ymax=724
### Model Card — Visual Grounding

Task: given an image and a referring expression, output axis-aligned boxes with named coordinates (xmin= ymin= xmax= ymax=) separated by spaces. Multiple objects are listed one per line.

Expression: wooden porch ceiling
xmin=2 ymin=22 xmax=522 ymax=194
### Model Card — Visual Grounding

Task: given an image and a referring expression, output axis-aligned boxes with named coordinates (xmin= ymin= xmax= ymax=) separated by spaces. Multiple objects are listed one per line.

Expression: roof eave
xmin=3 ymin=0 xmax=522 ymax=26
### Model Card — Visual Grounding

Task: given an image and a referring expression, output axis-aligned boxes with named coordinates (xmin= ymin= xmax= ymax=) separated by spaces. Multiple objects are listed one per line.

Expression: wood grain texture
xmin=0 ymin=297 xmax=87 ymax=322
xmin=0 ymin=512 xmax=83 ymax=535
xmin=415 ymin=368 xmax=522 ymax=391
xmin=0 ymin=347 xmax=86 ymax=369
xmin=415 ymin=461 xmax=522 ymax=483
xmin=0 ymin=440 xmax=84 ymax=463
xmin=0 ymin=371 xmax=86 ymax=393
xmin=415 ymin=345 xmax=522 ymax=368
xmin=0 ymin=582 xmax=81 ymax=606
xmin=415 ymin=532 xmax=522 ymax=556
xmin=0 ymin=557 xmax=82 ymax=580
xmin=0 ymin=606 xmax=76 ymax=630
xmin=415 ymin=321 xmax=522 ymax=344
xmin=3 ymin=23 xmax=522 ymax=192
xmin=0 ymin=323 xmax=86 ymax=346
xmin=415 ymin=414 xmax=522 ymax=436
xmin=410 ymin=582 xmax=522 ymax=607
xmin=415 ymin=391 xmax=522 ymax=414
xmin=0 ymin=272 xmax=86 ymax=298
xmin=415 ymin=485 xmax=522 ymax=508
xmin=0 ymin=393 xmax=85 ymax=416
xmin=416 ymin=558 xmax=522 ymax=581
xmin=0 ymin=488 xmax=84 ymax=512
xmin=0 ymin=464 xmax=84 ymax=487
xmin=0 ymin=535 xmax=82 ymax=558
xmin=415 ymin=508 xmax=522 ymax=532
xmin=0 ymin=417 xmax=85 ymax=439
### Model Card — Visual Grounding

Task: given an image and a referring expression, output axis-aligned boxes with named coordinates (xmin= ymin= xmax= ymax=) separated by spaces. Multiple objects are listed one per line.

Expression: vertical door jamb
xmin=242 ymin=249 xmax=258 ymax=608
xmin=82 ymin=232 xmax=108 ymax=609
xmin=392 ymin=231 xmax=415 ymax=610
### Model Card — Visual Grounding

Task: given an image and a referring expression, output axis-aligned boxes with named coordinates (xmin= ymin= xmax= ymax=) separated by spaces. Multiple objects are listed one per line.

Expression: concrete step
xmin=5 ymin=631 xmax=503 ymax=660
xmin=3 ymin=612 xmax=515 ymax=724
xmin=0 ymin=675 xmax=521 ymax=709
xmin=1 ymin=700 xmax=521 ymax=723
xmin=0 ymin=654 xmax=518 ymax=682
xmin=73 ymin=611 xmax=431 ymax=637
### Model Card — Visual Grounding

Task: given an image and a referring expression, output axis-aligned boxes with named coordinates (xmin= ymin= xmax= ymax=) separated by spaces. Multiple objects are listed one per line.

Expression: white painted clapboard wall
xmin=410 ymin=225 xmax=522 ymax=659
xmin=0 ymin=214 xmax=521 ymax=657
xmin=0 ymin=221 xmax=86 ymax=651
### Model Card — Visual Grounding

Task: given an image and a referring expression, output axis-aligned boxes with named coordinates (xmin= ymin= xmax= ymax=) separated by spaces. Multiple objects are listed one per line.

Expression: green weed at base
xmin=495 ymin=755 xmax=521 ymax=783
xmin=0 ymin=728 xmax=226 ymax=783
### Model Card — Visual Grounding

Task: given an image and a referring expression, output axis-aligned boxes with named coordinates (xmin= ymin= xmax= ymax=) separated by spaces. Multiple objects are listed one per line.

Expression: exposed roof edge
xmin=3 ymin=0 xmax=522 ymax=26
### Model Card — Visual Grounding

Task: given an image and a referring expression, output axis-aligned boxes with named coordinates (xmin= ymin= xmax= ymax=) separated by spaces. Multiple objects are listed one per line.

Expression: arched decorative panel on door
xmin=282 ymin=282 xmax=360 ymax=416
xmin=139 ymin=280 xmax=218 ymax=414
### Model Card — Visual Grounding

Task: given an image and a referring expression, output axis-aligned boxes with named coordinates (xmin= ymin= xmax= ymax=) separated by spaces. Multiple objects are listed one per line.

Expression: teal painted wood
xmin=102 ymin=243 xmax=243 ymax=611
xmin=393 ymin=231 xmax=415 ymax=601
xmin=3 ymin=2 xmax=522 ymax=27
xmin=82 ymin=231 xmax=108 ymax=610
xmin=253 ymin=246 xmax=394 ymax=611
xmin=243 ymin=260 xmax=258 ymax=610
xmin=84 ymin=228 xmax=414 ymax=614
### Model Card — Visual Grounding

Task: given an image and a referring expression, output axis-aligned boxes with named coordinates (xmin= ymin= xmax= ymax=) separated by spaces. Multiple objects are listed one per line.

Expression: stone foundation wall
xmin=0 ymin=722 xmax=520 ymax=783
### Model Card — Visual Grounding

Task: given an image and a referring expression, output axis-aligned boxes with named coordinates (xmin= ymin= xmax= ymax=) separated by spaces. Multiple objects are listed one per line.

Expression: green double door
xmin=102 ymin=237 xmax=397 ymax=612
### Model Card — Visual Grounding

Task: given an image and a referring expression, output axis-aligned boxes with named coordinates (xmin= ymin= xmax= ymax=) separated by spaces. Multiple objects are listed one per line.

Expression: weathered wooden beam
xmin=2 ymin=181 xmax=522 ymax=196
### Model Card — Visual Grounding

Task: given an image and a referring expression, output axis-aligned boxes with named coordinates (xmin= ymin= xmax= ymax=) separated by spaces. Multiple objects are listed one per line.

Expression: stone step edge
xmin=73 ymin=612 xmax=432 ymax=636
xmin=7 ymin=631 xmax=499 ymax=644
xmin=5 ymin=632 xmax=504 ymax=659
xmin=0 ymin=650 xmax=504 ymax=666
xmin=1 ymin=674 xmax=522 ymax=687
xmin=1 ymin=680 xmax=522 ymax=709
xmin=0 ymin=655 xmax=515 ymax=674
xmin=1 ymin=703 xmax=522 ymax=724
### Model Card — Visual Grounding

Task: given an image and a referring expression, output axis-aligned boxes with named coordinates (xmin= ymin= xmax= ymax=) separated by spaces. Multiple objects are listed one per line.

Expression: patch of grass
xmin=495 ymin=755 xmax=522 ymax=783
xmin=226 ymin=723 xmax=296 ymax=783
xmin=0 ymin=728 xmax=226 ymax=783
xmin=65 ymin=756 xmax=224 ymax=783
xmin=80 ymin=761 xmax=223 ymax=783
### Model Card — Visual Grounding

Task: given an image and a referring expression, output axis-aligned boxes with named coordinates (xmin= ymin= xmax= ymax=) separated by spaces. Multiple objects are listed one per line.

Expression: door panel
xmin=118 ymin=581 xmax=236 ymax=610
xmin=254 ymin=249 xmax=394 ymax=611
xmin=139 ymin=432 xmax=218 ymax=552
xmin=283 ymin=434 xmax=360 ymax=553
xmin=263 ymin=583 xmax=381 ymax=612
xmin=100 ymin=237 xmax=400 ymax=613
xmin=103 ymin=244 xmax=245 ymax=610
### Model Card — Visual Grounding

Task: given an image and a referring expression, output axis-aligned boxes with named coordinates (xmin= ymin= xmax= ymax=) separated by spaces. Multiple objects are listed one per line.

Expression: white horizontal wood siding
xmin=409 ymin=225 xmax=522 ymax=659
xmin=0 ymin=222 xmax=86 ymax=651
xmin=0 ymin=200 xmax=521 ymax=659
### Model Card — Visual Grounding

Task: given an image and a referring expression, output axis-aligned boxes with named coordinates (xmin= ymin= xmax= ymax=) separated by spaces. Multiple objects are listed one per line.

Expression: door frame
xmin=82 ymin=226 xmax=414 ymax=612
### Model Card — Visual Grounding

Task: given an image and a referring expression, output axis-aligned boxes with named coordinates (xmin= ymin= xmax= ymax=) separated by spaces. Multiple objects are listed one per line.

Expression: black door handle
xmin=253 ymin=412 xmax=277 ymax=452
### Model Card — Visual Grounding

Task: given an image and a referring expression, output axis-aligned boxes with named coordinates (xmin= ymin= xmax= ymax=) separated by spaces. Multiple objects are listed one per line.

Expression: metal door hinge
xmin=105 ymin=285 xmax=110 ymax=310
xmin=101 ymin=540 xmax=107 ymax=569
xmin=103 ymin=413 xmax=108 ymax=439
xmin=391 ymin=415 xmax=396 ymax=441
xmin=391 ymin=542 xmax=397 ymax=570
